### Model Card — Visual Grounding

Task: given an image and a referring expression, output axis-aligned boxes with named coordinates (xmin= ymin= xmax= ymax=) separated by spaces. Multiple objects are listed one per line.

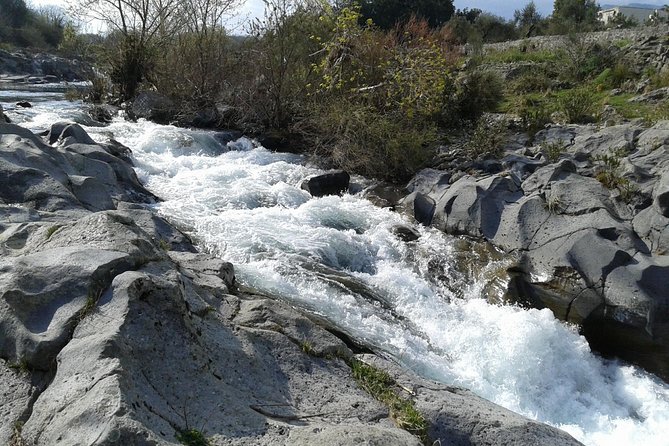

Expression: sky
xmin=27 ymin=0 xmax=669 ymax=25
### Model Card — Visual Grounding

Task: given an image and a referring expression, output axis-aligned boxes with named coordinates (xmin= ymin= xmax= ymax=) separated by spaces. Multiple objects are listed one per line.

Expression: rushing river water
xmin=5 ymin=91 xmax=669 ymax=445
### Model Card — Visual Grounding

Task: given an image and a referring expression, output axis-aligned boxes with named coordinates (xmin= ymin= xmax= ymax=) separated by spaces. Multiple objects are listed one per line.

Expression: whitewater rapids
xmin=6 ymin=91 xmax=669 ymax=446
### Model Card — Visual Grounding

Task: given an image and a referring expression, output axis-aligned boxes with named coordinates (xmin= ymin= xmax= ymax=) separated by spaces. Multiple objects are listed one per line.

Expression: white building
xmin=598 ymin=6 xmax=668 ymax=25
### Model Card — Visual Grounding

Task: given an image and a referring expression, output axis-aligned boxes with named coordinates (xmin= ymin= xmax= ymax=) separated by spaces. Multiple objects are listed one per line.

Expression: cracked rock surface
xmin=0 ymin=122 xmax=582 ymax=445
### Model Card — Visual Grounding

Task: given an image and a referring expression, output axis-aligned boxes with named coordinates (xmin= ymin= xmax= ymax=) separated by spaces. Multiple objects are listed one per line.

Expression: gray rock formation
xmin=405 ymin=121 xmax=669 ymax=380
xmin=0 ymin=122 xmax=582 ymax=445
xmin=0 ymin=49 xmax=92 ymax=82
xmin=128 ymin=92 xmax=177 ymax=124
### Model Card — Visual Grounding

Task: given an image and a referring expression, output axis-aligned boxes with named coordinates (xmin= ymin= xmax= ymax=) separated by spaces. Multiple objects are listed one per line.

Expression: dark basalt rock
xmin=301 ymin=170 xmax=350 ymax=197
xmin=391 ymin=224 xmax=421 ymax=242
xmin=128 ymin=91 xmax=176 ymax=124
xmin=414 ymin=192 xmax=436 ymax=226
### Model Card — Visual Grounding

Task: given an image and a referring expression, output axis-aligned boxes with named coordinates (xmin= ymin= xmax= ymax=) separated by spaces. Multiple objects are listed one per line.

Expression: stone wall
xmin=484 ymin=24 xmax=669 ymax=53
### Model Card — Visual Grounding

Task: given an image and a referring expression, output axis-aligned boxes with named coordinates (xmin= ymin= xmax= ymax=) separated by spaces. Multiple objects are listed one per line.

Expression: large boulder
xmin=46 ymin=122 xmax=96 ymax=146
xmin=585 ymin=255 xmax=669 ymax=378
xmin=128 ymin=92 xmax=176 ymax=124
xmin=301 ymin=170 xmax=350 ymax=197
xmin=433 ymin=174 xmax=523 ymax=239
xmin=0 ymin=211 xmax=162 ymax=370
xmin=0 ymin=123 xmax=155 ymax=214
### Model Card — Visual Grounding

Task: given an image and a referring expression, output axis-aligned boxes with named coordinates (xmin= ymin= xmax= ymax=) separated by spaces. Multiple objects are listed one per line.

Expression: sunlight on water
xmin=7 ymin=93 xmax=669 ymax=446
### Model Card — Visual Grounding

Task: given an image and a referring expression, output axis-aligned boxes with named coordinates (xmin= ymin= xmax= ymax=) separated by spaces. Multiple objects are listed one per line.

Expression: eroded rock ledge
xmin=403 ymin=121 xmax=669 ymax=381
xmin=0 ymin=122 xmax=580 ymax=445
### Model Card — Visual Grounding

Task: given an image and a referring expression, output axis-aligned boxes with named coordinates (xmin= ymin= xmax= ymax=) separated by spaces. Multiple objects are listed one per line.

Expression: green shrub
xmin=350 ymin=359 xmax=429 ymax=444
xmin=594 ymin=63 xmax=633 ymax=90
xmin=541 ymin=139 xmax=567 ymax=163
xmin=446 ymin=69 xmax=503 ymax=123
xmin=558 ymin=88 xmax=597 ymax=123
xmin=557 ymin=37 xmax=615 ymax=83
xmin=612 ymin=38 xmax=632 ymax=48
xmin=511 ymin=69 xmax=553 ymax=94
xmin=650 ymin=69 xmax=669 ymax=90
xmin=306 ymin=100 xmax=437 ymax=181
xmin=593 ymin=148 xmax=638 ymax=202
xmin=465 ymin=118 xmax=507 ymax=160
xmin=518 ymin=97 xmax=551 ymax=136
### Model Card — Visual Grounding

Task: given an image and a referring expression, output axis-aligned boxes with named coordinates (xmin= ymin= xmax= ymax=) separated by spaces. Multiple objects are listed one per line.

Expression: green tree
xmin=359 ymin=0 xmax=455 ymax=30
xmin=0 ymin=0 xmax=29 ymax=27
xmin=243 ymin=0 xmax=329 ymax=129
xmin=553 ymin=0 xmax=599 ymax=25
xmin=514 ymin=1 xmax=545 ymax=37
xmin=473 ymin=13 xmax=517 ymax=43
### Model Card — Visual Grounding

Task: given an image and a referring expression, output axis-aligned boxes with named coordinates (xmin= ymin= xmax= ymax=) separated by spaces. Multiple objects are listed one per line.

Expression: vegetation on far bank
xmin=4 ymin=0 xmax=669 ymax=183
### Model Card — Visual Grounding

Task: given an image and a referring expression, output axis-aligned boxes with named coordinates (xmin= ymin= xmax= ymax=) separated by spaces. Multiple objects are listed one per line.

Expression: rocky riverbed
xmin=0 ymin=118 xmax=586 ymax=445
xmin=403 ymin=119 xmax=669 ymax=381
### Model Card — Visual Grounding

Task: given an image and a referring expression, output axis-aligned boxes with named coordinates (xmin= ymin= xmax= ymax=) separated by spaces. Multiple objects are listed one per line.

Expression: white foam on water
xmin=9 ymin=94 xmax=669 ymax=446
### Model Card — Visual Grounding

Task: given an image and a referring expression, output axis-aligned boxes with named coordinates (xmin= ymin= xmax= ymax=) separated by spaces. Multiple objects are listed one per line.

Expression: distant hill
xmin=601 ymin=3 xmax=664 ymax=9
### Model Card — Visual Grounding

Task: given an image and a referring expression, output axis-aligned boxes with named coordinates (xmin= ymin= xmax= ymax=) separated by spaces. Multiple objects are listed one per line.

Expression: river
xmin=4 ymin=90 xmax=669 ymax=446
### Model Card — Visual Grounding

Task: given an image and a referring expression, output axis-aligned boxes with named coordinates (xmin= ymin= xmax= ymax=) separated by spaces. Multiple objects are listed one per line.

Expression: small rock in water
xmin=391 ymin=225 xmax=420 ymax=242
xmin=301 ymin=170 xmax=350 ymax=197
xmin=16 ymin=101 xmax=32 ymax=108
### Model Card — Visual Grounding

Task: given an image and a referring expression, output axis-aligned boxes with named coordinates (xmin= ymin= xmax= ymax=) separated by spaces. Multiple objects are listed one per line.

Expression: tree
xmin=71 ymin=0 xmax=183 ymax=100
xmin=72 ymin=0 xmax=240 ymax=102
xmin=243 ymin=0 xmax=329 ymax=129
xmin=154 ymin=0 xmax=242 ymax=106
xmin=474 ymin=13 xmax=517 ymax=43
xmin=553 ymin=0 xmax=599 ymax=25
xmin=359 ymin=0 xmax=455 ymax=30
xmin=0 ymin=0 xmax=29 ymax=27
xmin=514 ymin=1 xmax=541 ymax=28
xmin=454 ymin=7 xmax=482 ymax=23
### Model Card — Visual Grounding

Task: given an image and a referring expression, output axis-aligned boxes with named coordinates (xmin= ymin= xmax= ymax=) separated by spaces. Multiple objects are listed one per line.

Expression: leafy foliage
xmin=593 ymin=148 xmax=638 ymax=202
xmin=541 ymin=140 xmax=567 ymax=163
xmin=465 ymin=118 xmax=507 ymax=160
xmin=359 ymin=0 xmax=455 ymax=30
xmin=558 ymin=88 xmax=597 ymax=123
xmin=0 ymin=0 xmax=66 ymax=49
xmin=552 ymin=0 xmax=599 ymax=26
xmin=514 ymin=1 xmax=542 ymax=30
xmin=442 ymin=69 xmax=503 ymax=123
xmin=306 ymin=100 xmax=438 ymax=181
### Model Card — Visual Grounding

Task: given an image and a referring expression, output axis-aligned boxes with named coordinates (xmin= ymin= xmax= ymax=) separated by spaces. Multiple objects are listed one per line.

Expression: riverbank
xmin=403 ymin=117 xmax=669 ymax=381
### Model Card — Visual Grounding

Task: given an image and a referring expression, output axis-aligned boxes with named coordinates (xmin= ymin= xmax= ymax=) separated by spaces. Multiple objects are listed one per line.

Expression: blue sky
xmin=30 ymin=0 xmax=669 ymax=21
